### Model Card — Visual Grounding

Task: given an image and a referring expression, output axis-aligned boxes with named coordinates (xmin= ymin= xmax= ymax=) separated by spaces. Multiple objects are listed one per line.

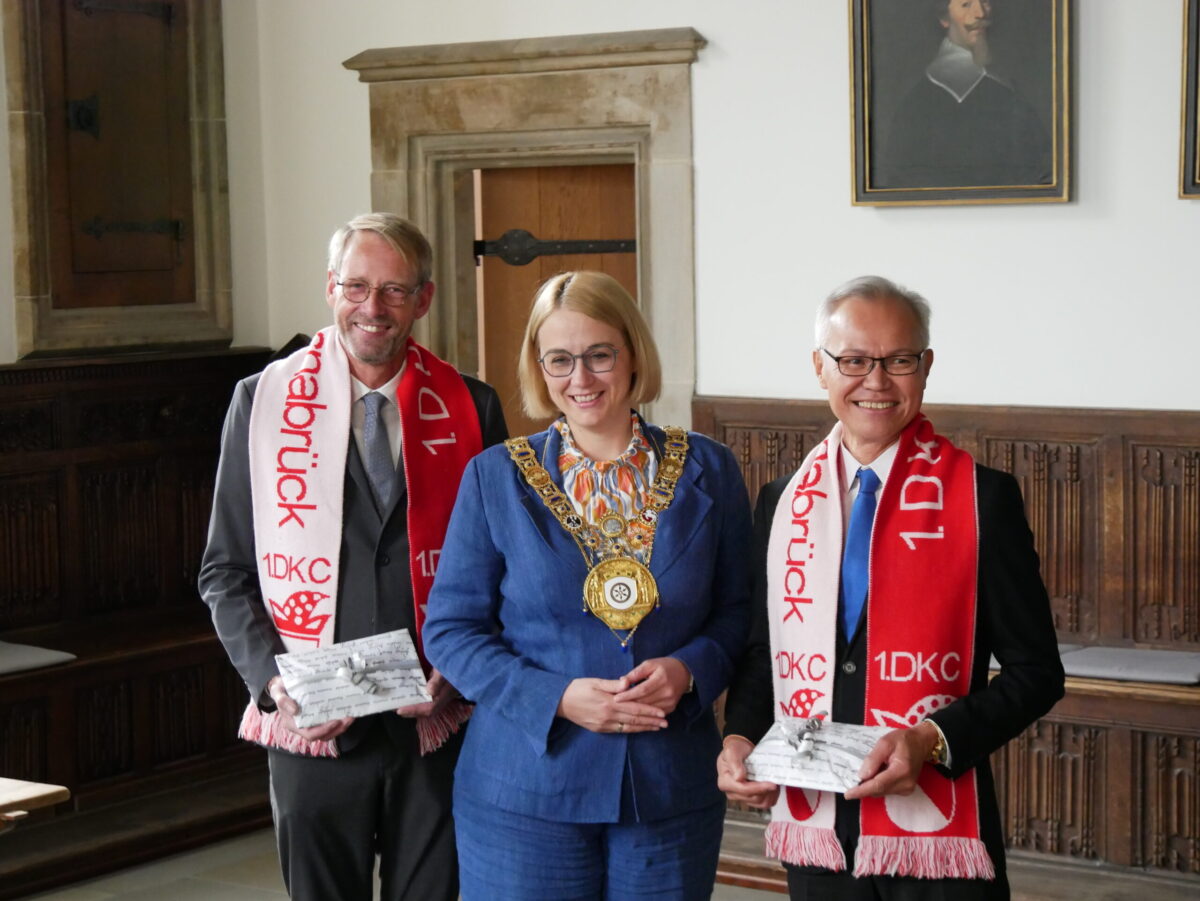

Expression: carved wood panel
xmin=220 ymin=657 xmax=250 ymax=744
xmin=79 ymin=462 xmax=160 ymax=614
xmin=0 ymin=473 xmax=62 ymax=625
xmin=150 ymin=665 xmax=206 ymax=765
xmin=983 ymin=438 xmax=1097 ymax=639
xmin=76 ymin=681 xmax=133 ymax=783
xmin=719 ymin=425 xmax=821 ymax=503
xmin=0 ymin=401 xmax=56 ymax=453
xmin=177 ymin=454 xmax=217 ymax=601
xmin=996 ymin=720 xmax=1102 ymax=859
xmin=1137 ymin=732 xmax=1199 ymax=873
xmin=0 ymin=700 xmax=48 ymax=782
xmin=1131 ymin=446 xmax=1200 ymax=644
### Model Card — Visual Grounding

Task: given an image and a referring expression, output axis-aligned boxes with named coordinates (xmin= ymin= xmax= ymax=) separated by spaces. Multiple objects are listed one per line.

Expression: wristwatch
xmin=926 ymin=723 xmax=948 ymax=766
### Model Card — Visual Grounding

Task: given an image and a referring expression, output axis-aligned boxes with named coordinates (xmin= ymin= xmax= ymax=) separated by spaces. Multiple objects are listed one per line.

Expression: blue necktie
xmin=840 ymin=467 xmax=881 ymax=638
xmin=362 ymin=392 xmax=396 ymax=511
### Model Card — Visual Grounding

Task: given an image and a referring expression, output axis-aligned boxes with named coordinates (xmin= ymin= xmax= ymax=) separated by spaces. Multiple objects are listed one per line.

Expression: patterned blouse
xmin=556 ymin=415 xmax=659 ymax=539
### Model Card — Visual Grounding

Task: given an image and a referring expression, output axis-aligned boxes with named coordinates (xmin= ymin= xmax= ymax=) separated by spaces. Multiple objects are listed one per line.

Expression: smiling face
xmin=325 ymin=231 xmax=433 ymax=387
xmin=536 ymin=307 xmax=636 ymax=457
xmin=813 ymin=294 xmax=933 ymax=464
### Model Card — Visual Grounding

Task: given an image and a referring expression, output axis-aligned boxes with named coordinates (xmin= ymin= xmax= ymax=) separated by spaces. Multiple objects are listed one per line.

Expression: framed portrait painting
xmin=851 ymin=0 xmax=1071 ymax=206
xmin=1183 ymin=0 xmax=1199 ymax=197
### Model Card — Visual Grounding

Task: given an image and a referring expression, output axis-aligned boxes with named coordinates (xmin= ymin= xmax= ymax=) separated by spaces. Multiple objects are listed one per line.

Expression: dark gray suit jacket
xmin=198 ymin=368 xmax=507 ymax=753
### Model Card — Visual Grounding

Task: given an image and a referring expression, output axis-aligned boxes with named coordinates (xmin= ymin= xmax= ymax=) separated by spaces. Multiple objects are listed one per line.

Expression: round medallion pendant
xmin=599 ymin=512 xmax=627 ymax=538
xmin=583 ymin=557 xmax=658 ymax=631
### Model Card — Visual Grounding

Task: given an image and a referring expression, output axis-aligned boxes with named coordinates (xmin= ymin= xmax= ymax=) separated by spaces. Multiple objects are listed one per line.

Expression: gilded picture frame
xmin=1182 ymin=0 xmax=1200 ymax=197
xmin=851 ymin=0 xmax=1071 ymax=206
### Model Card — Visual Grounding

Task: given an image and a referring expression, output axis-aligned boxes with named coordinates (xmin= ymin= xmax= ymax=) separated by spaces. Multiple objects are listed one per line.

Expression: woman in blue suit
xmin=423 ymin=271 xmax=752 ymax=900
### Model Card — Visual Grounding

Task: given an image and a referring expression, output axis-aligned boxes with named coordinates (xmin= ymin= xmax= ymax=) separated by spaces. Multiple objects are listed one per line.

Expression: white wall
xmin=6 ymin=2 xmax=1199 ymax=411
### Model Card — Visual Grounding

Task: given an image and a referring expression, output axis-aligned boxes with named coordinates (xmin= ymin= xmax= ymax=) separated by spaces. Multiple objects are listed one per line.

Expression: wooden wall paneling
xmin=1130 ymin=443 xmax=1200 ymax=645
xmin=149 ymin=664 xmax=207 ymax=766
xmin=1138 ymin=732 xmax=1199 ymax=873
xmin=982 ymin=436 xmax=1098 ymax=639
xmin=1100 ymin=724 xmax=1132 ymax=866
xmin=203 ymin=652 xmax=242 ymax=752
xmin=1098 ymin=429 xmax=1129 ymax=650
xmin=177 ymin=451 xmax=218 ymax=604
xmin=0 ymin=348 xmax=272 ymax=892
xmin=0 ymin=700 xmax=49 ymax=783
xmin=997 ymin=720 xmax=1104 ymax=861
xmin=691 ymin=398 xmax=833 ymax=503
xmin=79 ymin=461 xmax=160 ymax=615
xmin=76 ymin=680 xmax=134 ymax=788
xmin=0 ymin=471 xmax=63 ymax=627
xmin=0 ymin=399 xmax=57 ymax=452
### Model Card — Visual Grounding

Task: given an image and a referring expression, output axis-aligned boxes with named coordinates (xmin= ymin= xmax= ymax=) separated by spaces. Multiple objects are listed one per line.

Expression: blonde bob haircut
xmin=517 ymin=271 xmax=662 ymax=420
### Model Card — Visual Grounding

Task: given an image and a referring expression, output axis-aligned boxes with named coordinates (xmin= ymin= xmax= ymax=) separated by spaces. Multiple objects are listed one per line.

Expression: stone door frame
xmin=343 ymin=28 xmax=706 ymax=427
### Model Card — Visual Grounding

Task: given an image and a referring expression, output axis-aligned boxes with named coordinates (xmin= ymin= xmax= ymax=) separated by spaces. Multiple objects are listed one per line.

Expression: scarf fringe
xmin=416 ymin=699 xmax=473 ymax=756
xmin=238 ymin=702 xmax=339 ymax=758
xmin=239 ymin=699 xmax=472 ymax=758
xmin=765 ymin=821 xmax=847 ymax=872
xmin=853 ymin=835 xmax=995 ymax=880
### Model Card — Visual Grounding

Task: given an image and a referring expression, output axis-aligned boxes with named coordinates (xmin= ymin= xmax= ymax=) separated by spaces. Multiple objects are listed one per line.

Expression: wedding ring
xmin=616 ymin=722 xmax=624 ymax=733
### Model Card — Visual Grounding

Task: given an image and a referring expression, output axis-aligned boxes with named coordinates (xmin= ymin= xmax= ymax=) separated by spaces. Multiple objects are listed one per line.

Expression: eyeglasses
xmin=538 ymin=344 xmax=622 ymax=377
xmin=821 ymin=348 xmax=927 ymax=377
xmin=336 ymin=278 xmax=424 ymax=307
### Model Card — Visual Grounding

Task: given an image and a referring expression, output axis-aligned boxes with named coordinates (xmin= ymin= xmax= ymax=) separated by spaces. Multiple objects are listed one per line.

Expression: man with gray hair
xmin=718 ymin=276 xmax=1062 ymax=899
xmin=200 ymin=213 xmax=507 ymax=900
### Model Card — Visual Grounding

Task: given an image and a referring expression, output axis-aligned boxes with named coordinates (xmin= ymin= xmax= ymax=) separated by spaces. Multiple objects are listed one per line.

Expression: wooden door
xmin=476 ymin=164 xmax=637 ymax=438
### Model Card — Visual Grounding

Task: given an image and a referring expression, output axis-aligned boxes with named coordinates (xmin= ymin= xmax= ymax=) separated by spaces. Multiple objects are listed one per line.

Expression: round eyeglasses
xmin=821 ymin=348 xmax=927 ymax=377
xmin=336 ymin=278 xmax=424 ymax=307
xmin=538 ymin=344 xmax=622 ymax=377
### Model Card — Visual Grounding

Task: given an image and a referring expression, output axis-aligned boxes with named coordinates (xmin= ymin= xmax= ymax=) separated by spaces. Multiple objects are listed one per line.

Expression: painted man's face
xmin=941 ymin=0 xmax=992 ymax=53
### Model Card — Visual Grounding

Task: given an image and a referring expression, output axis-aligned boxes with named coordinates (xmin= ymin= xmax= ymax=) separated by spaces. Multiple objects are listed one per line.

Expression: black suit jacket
xmin=198 ymin=368 xmax=508 ymax=753
xmin=723 ymin=463 xmax=1064 ymax=874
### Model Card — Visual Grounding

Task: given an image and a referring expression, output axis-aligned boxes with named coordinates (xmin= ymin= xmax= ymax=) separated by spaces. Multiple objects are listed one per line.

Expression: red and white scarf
xmin=239 ymin=327 xmax=481 ymax=757
xmin=764 ymin=415 xmax=993 ymax=879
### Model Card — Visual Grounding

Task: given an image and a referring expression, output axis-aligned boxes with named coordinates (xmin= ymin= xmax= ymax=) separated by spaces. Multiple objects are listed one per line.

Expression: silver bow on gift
xmin=782 ymin=712 xmax=829 ymax=758
xmin=335 ymin=653 xmax=382 ymax=695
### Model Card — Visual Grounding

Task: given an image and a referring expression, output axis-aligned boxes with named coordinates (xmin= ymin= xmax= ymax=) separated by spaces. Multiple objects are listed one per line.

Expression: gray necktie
xmin=362 ymin=392 xmax=396 ymax=511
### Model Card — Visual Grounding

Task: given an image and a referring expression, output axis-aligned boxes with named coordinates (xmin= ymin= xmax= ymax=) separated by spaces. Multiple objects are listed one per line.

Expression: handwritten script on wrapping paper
xmin=745 ymin=719 xmax=894 ymax=793
xmin=276 ymin=629 xmax=430 ymax=727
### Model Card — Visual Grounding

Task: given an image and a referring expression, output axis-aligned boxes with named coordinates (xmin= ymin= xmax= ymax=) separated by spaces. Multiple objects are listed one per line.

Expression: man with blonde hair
xmin=200 ymin=213 xmax=506 ymax=900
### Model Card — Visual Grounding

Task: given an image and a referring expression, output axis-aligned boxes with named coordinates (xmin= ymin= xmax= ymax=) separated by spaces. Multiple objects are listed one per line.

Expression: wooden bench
xmin=0 ymin=348 xmax=273 ymax=899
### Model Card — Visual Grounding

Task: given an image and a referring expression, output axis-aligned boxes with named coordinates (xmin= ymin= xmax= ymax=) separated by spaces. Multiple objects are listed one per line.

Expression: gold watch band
xmin=926 ymin=724 xmax=948 ymax=766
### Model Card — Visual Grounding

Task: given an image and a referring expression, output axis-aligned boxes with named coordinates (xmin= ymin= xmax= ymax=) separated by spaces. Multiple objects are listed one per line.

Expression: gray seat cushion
xmin=1058 ymin=646 xmax=1200 ymax=684
xmin=0 ymin=641 xmax=77 ymax=676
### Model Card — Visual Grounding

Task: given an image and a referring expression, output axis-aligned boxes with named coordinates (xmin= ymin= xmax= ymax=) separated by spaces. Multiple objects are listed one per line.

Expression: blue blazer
xmin=423 ymin=421 xmax=752 ymax=824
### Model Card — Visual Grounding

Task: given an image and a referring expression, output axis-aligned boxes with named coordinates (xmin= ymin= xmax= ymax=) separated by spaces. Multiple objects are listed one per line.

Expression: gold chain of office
xmin=505 ymin=426 xmax=689 ymax=647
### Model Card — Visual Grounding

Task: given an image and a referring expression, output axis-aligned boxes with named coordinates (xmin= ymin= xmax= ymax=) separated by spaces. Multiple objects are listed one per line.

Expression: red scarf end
xmin=853 ymin=835 xmax=995 ymax=880
xmin=765 ymin=821 xmax=847 ymax=871
xmin=238 ymin=702 xmax=340 ymax=758
xmin=415 ymin=699 xmax=473 ymax=756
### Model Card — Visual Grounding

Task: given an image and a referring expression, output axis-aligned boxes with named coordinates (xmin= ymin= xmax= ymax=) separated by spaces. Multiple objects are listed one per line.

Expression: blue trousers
xmin=455 ymin=791 xmax=726 ymax=900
